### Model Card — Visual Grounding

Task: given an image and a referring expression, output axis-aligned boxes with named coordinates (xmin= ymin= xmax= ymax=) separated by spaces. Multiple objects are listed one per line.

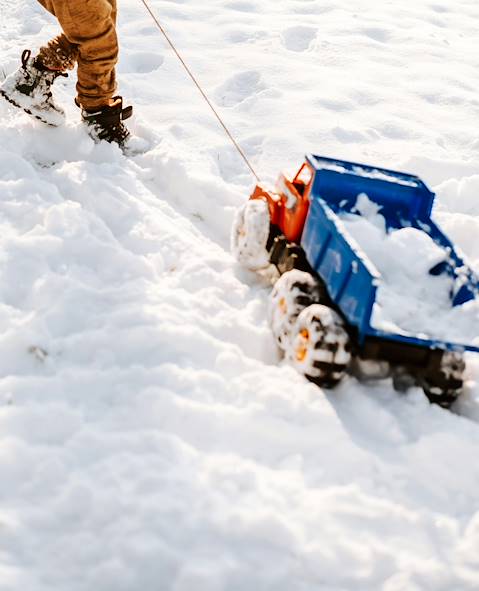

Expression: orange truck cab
xmin=250 ymin=161 xmax=314 ymax=243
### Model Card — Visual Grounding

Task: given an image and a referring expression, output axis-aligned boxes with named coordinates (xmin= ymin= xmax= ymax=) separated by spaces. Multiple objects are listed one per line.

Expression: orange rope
xmin=139 ymin=0 xmax=261 ymax=183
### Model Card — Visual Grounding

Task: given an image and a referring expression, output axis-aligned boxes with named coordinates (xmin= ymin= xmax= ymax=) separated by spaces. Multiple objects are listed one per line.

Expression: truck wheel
xmin=392 ymin=367 xmax=416 ymax=392
xmin=231 ymin=199 xmax=270 ymax=270
xmin=419 ymin=351 xmax=465 ymax=408
xmin=269 ymin=270 xmax=322 ymax=349
xmin=288 ymin=304 xmax=352 ymax=387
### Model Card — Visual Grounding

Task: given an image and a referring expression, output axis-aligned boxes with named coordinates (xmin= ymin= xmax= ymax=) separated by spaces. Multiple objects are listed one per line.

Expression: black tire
xmin=268 ymin=270 xmax=323 ymax=350
xmin=419 ymin=352 xmax=465 ymax=408
xmin=288 ymin=304 xmax=352 ymax=387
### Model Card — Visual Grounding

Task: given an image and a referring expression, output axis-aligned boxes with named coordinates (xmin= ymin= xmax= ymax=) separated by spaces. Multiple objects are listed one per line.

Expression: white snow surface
xmin=1 ymin=1 xmax=479 ymax=589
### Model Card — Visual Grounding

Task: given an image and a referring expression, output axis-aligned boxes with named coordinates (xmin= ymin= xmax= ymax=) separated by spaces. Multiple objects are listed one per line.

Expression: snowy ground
xmin=1 ymin=0 xmax=479 ymax=589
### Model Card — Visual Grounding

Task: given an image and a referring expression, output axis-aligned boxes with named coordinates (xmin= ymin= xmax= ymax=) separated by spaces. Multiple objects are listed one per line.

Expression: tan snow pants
xmin=36 ymin=0 xmax=118 ymax=109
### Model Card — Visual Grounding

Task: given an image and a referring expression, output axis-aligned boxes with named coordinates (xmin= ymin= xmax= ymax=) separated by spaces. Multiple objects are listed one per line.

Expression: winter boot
xmin=0 ymin=49 xmax=67 ymax=126
xmin=80 ymin=97 xmax=133 ymax=147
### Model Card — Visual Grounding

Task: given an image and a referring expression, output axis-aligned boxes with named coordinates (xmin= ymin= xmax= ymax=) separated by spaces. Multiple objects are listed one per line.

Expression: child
xmin=0 ymin=0 xmax=132 ymax=145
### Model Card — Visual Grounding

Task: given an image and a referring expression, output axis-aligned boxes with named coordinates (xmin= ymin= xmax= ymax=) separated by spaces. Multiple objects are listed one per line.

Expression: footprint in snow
xmin=316 ymin=97 xmax=354 ymax=113
xmin=377 ymin=121 xmax=416 ymax=140
xmin=225 ymin=1 xmax=256 ymax=12
xmin=332 ymin=126 xmax=371 ymax=143
xmin=281 ymin=26 xmax=317 ymax=52
xmin=361 ymin=27 xmax=392 ymax=43
xmin=431 ymin=4 xmax=449 ymax=13
xmin=215 ymin=71 xmax=266 ymax=107
xmin=119 ymin=52 xmax=164 ymax=74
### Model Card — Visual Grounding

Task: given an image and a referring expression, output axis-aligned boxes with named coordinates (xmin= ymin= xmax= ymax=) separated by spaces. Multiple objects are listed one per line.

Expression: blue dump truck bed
xmin=300 ymin=154 xmax=479 ymax=354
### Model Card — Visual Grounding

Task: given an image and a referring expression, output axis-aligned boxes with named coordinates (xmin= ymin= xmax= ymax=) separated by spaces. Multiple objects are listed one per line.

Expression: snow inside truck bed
xmin=340 ymin=205 xmax=479 ymax=346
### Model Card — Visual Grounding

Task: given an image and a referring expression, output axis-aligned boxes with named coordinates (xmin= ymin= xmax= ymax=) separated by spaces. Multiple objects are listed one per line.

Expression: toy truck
xmin=232 ymin=154 xmax=479 ymax=407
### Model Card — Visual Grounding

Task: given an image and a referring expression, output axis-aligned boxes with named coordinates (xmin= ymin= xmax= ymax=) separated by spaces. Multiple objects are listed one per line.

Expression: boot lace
xmin=18 ymin=48 xmax=67 ymax=103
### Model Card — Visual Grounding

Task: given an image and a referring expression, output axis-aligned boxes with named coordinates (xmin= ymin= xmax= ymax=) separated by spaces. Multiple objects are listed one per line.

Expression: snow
xmin=1 ymin=0 xmax=479 ymax=589
xmin=312 ymin=159 xmax=419 ymax=187
xmin=340 ymin=207 xmax=479 ymax=344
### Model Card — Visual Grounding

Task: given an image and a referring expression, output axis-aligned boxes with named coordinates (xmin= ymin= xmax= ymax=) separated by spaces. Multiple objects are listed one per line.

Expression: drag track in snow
xmin=2 ymin=1 xmax=479 ymax=590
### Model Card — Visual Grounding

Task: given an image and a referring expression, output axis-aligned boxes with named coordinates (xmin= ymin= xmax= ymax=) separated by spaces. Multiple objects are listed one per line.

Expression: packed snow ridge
xmin=1 ymin=1 xmax=479 ymax=590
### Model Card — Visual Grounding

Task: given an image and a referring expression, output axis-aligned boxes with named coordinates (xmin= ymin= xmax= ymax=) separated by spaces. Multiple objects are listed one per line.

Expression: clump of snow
xmin=341 ymin=209 xmax=479 ymax=344
xmin=316 ymin=160 xmax=419 ymax=186
xmin=231 ymin=198 xmax=270 ymax=270
xmin=352 ymin=191 xmax=386 ymax=232
xmin=351 ymin=166 xmax=418 ymax=187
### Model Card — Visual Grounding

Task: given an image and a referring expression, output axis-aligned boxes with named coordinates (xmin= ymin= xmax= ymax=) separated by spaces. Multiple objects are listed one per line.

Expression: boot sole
xmin=0 ymin=89 xmax=61 ymax=127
